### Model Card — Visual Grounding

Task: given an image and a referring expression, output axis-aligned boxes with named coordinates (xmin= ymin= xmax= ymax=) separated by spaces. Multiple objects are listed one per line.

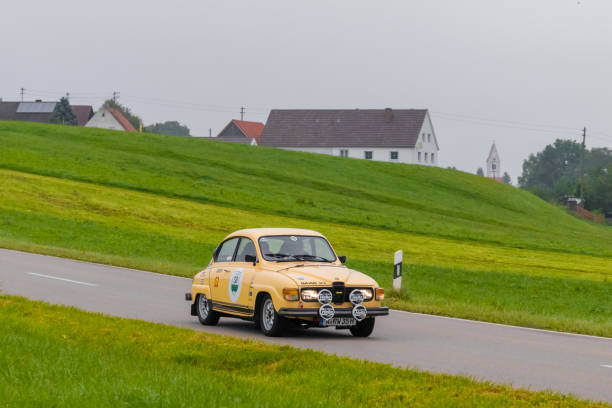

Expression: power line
xmin=432 ymin=110 xmax=581 ymax=132
xmin=433 ymin=113 xmax=579 ymax=136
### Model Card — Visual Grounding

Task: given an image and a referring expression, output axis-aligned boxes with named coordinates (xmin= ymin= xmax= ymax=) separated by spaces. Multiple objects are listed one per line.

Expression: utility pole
xmin=20 ymin=87 xmax=24 ymax=102
xmin=579 ymin=127 xmax=586 ymax=200
xmin=112 ymin=91 xmax=120 ymax=103
xmin=240 ymin=106 xmax=245 ymax=121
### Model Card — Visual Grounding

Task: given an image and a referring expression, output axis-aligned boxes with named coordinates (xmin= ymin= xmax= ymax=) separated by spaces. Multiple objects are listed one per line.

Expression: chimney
xmin=35 ymin=99 xmax=42 ymax=102
xmin=384 ymin=107 xmax=393 ymax=122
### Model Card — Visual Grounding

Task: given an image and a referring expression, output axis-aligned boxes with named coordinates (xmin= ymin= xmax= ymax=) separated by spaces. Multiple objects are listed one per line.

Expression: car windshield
xmin=258 ymin=235 xmax=336 ymax=262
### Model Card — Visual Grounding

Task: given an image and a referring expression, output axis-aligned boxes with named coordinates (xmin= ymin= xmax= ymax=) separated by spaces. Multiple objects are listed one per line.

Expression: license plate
xmin=323 ymin=317 xmax=356 ymax=326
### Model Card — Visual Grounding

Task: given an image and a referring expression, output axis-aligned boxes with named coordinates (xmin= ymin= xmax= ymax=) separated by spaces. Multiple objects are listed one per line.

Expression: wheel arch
xmin=254 ymin=291 xmax=270 ymax=317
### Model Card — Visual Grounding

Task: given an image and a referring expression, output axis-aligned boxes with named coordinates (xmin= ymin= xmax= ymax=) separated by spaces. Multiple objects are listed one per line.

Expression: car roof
xmin=225 ymin=228 xmax=325 ymax=241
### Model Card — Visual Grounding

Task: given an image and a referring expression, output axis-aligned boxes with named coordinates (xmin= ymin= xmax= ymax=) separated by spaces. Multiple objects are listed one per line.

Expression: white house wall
xmin=85 ymin=107 xmax=123 ymax=131
xmin=283 ymin=146 xmax=438 ymax=165
xmin=414 ymin=111 xmax=439 ymax=166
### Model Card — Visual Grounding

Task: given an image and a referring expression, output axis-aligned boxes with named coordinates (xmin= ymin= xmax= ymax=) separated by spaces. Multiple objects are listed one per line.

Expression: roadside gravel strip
xmin=0 ymin=248 xmax=610 ymax=403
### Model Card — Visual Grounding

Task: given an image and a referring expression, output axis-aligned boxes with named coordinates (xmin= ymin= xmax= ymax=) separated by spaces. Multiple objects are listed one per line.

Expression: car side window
xmin=214 ymin=237 xmax=240 ymax=262
xmin=235 ymin=238 xmax=257 ymax=262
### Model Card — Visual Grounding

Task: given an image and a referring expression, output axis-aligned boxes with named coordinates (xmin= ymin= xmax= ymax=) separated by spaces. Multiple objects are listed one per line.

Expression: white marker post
xmin=393 ymin=250 xmax=402 ymax=294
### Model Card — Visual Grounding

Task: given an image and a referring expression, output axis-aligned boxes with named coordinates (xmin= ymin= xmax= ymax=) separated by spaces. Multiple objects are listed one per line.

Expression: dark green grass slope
xmin=0 ymin=121 xmax=610 ymax=257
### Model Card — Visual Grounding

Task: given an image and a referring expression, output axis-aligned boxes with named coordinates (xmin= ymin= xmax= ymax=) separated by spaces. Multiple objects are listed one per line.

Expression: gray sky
xmin=2 ymin=0 xmax=611 ymax=180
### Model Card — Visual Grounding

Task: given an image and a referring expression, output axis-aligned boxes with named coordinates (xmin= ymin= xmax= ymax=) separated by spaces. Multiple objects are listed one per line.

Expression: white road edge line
xmin=601 ymin=365 xmax=612 ymax=369
xmin=390 ymin=309 xmax=612 ymax=341
xmin=27 ymin=272 xmax=98 ymax=287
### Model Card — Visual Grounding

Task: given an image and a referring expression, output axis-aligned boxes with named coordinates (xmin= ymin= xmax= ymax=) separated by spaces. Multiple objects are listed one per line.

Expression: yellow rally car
xmin=185 ymin=228 xmax=388 ymax=337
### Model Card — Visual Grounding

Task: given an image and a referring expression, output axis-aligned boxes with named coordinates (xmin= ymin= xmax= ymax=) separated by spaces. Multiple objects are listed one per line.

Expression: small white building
xmin=85 ymin=105 xmax=136 ymax=132
xmin=259 ymin=108 xmax=440 ymax=165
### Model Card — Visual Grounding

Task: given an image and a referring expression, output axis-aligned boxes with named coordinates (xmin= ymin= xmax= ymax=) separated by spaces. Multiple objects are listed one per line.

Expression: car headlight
xmin=360 ymin=288 xmax=373 ymax=301
xmin=301 ymin=289 xmax=319 ymax=302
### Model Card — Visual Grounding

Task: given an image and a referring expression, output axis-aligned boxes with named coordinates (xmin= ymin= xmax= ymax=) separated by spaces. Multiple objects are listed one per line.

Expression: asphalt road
xmin=0 ymin=248 xmax=611 ymax=403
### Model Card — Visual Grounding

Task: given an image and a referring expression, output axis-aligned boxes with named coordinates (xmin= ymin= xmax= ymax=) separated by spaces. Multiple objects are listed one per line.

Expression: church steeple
xmin=486 ymin=143 xmax=500 ymax=179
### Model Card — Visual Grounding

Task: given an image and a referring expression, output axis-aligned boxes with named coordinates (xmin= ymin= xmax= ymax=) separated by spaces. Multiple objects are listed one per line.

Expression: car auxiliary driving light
xmin=352 ymin=304 xmax=367 ymax=321
xmin=317 ymin=289 xmax=333 ymax=304
xmin=349 ymin=289 xmax=365 ymax=305
xmin=283 ymin=288 xmax=299 ymax=301
xmin=319 ymin=303 xmax=335 ymax=320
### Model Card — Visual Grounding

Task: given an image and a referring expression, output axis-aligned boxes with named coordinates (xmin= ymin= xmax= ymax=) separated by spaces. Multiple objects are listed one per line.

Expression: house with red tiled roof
xmin=259 ymin=108 xmax=440 ymax=165
xmin=85 ymin=105 xmax=137 ymax=132
xmin=216 ymin=119 xmax=264 ymax=145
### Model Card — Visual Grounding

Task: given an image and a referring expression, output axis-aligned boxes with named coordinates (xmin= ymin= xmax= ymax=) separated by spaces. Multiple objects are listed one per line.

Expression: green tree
xmin=104 ymin=99 xmax=141 ymax=130
xmin=519 ymin=140 xmax=612 ymax=213
xmin=144 ymin=121 xmax=191 ymax=137
xmin=50 ymin=97 xmax=77 ymax=125
xmin=476 ymin=167 xmax=484 ymax=176
xmin=518 ymin=139 xmax=582 ymax=202
xmin=502 ymin=172 xmax=512 ymax=185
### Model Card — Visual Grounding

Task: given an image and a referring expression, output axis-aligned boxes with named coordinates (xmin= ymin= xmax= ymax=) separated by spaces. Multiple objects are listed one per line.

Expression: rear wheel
xmin=349 ymin=318 xmax=375 ymax=337
xmin=196 ymin=294 xmax=220 ymax=326
xmin=259 ymin=295 xmax=285 ymax=337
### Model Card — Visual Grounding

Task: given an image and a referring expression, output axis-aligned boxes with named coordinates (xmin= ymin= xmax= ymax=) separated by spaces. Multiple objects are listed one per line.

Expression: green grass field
xmin=1 ymin=295 xmax=607 ymax=407
xmin=0 ymin=121 xmax=611 ymax=336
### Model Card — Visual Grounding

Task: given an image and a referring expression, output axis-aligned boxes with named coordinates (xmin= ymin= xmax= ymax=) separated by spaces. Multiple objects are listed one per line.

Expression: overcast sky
xmin=2 ymin=0 xmax=611 ymax=180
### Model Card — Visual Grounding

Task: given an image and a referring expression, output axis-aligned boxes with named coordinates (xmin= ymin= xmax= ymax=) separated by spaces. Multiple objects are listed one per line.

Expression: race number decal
xmin=228 ymin=268 xmax=243 ymax=303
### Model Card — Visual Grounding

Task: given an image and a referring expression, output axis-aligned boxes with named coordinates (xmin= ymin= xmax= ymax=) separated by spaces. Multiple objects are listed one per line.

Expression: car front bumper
xmin=278 ymin=306 xmax=389 ymax=318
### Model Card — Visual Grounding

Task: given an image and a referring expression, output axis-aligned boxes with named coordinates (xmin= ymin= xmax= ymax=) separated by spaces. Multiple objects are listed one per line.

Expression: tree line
xmin=518 ymin=139 xmax=611 ymax=215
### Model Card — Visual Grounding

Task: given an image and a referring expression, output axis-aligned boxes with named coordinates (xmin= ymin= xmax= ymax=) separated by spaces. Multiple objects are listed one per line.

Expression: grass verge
xmin=0 ymin=295 xmax=607 ymax=408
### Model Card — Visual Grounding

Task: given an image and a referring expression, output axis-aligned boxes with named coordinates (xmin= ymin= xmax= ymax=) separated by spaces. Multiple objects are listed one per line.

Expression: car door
xmin=231 ymin=237 xmax=258 ymax=313
xmin=210 ymin=237 xmax=240 ymax=306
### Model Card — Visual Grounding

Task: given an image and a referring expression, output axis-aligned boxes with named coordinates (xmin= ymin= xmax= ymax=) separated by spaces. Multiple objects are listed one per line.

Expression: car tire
xmin=259 ymin=295 xmax=285 ymax=337
xmin=196 ymin=294 xmax=220 ymax=326
xmin=349 ymin=317 xmax=375 ymax=337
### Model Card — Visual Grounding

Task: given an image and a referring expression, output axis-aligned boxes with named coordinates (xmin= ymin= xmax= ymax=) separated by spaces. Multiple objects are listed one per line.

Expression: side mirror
xmin=338 ymin=255 xmax=346 ymax=264
xmin=245 ymin=254 xmax=257 ymax=266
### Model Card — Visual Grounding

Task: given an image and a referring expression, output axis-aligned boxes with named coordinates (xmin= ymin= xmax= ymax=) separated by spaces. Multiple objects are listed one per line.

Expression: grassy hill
xmin=1 ymin=121 xmax=611 ymax=336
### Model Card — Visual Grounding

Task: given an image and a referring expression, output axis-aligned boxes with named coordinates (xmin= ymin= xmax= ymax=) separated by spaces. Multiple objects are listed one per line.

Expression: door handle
xmin=223 ymin=269 xmax=232 ymax=273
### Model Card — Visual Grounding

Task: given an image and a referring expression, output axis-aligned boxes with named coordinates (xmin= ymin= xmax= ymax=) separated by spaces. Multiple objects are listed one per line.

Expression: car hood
xmin=273 ymin=264 xmax=378 ymax=287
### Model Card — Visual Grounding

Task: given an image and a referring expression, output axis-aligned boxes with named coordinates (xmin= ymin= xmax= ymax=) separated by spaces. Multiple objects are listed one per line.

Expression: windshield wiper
xmin=291 ymin=254 xmax=333 ymax=262
xmin=264 ymin=253 xmax=295 ymax=261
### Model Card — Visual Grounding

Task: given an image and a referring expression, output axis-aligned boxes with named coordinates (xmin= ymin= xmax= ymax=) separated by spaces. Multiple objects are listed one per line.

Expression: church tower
xmin=486 ymin=143 xmax=500 ymax=179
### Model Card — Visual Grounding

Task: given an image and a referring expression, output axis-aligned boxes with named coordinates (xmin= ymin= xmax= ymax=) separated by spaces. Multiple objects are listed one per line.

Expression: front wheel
xmin=196 ymin=294 xmax=220 ymax=326
xmin=259 ymin=295 xmax=285 ymax=337
xmin=349 ymin=318 xmax=375 ymax=337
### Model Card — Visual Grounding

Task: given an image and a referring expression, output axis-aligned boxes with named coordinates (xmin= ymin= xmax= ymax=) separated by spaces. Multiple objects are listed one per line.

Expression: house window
xmin=364 ymin=151 xmax=373 ymax=160
xmin=390 ymin=151 xmax=398 ymax=160
xmin=424 ymin=152 xmax=428 ymax=162
xmin=428 ymin=134 xmax=431 ymax=143
xmin=431 ymin=153 xmax=435 ymax=163
xmin=340 ymin=149 xmax=348 ymax=157
xmin=418 ymin=152 xmax=421 ymax=161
